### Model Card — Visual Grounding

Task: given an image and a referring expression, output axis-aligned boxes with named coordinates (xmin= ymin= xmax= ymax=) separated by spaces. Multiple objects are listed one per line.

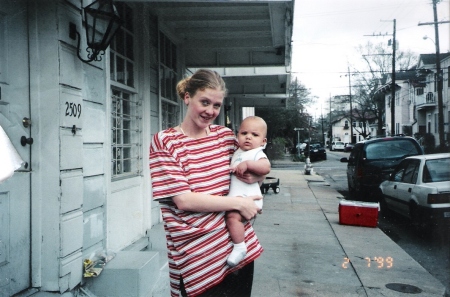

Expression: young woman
xmin=149 ymin=69 xmax=264 ymax=297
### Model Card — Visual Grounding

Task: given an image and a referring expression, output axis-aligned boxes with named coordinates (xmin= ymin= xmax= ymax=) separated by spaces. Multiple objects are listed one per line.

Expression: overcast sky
xmin=291 ymin=0 xmax=450 ymax=116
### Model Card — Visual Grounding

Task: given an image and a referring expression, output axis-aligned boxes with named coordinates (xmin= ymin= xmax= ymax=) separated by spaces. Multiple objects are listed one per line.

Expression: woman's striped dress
xmin=150 ymin=125 xmax=263 ymax=297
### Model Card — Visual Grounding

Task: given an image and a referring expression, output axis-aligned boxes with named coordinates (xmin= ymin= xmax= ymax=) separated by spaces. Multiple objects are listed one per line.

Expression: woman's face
xmin=184 ymin=88 xmax=224 ymax=129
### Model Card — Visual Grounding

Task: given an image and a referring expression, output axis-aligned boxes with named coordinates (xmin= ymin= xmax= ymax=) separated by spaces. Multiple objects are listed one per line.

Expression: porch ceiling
xmin=123 ymin=0 xmax=294 ymax=105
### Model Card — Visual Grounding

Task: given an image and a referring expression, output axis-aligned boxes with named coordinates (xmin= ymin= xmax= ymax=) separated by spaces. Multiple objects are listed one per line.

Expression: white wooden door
xmin=0 ymin=1 xmax=31 ymax=296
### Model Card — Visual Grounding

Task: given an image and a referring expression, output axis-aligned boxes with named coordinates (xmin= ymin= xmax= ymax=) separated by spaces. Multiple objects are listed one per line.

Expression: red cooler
xmin=339 ymin=200 xmax=379 ymax=227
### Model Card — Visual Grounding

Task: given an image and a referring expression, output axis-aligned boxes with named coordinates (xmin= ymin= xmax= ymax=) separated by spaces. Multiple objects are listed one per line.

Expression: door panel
xmin=0 ymin=1 xmax=31 ymax=296
xmin=395 ymin=160 xmax=420 ymax=216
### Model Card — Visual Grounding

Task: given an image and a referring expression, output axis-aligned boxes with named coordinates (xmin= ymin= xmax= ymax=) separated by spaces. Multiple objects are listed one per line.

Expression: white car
xmin=331 ymin=141 xmax=345 ymax=151
xmin=379 ymin=153 xmax=450 ymax=226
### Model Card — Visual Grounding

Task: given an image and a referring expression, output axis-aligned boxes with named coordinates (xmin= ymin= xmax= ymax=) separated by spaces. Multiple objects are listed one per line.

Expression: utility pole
xmin=419 ymin=0 xmax=447 ymax=148
xmin=347 ymin=67 xmax=353 ymax=143
xmin=390 ymin=19 xmax=396 ymax=136
xmin=321 ymin=104 xmax=325 ymax=146
xmin=365 ymin=20 xmax=396 ymax=136
xmin=329 ymin=94 xmax=332 ymax=149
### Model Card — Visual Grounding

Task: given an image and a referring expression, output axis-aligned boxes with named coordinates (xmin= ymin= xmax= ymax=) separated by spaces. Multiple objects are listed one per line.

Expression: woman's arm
xmin=173 ymin=192 xmax=261 ymax=220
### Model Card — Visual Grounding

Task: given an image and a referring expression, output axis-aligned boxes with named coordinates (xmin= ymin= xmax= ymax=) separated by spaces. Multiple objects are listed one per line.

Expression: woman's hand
xmin=238 ymin=195 xmax=263 ymax=220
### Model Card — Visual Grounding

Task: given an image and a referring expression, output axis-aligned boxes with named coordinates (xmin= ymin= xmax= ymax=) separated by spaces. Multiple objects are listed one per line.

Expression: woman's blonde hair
xmin=176 ymin=69 xmax=228 ymax=100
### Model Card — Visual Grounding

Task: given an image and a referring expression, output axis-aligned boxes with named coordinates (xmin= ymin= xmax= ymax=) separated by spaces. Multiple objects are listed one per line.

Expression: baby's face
xmin=237 ymin=119 xmax=267 ymax=151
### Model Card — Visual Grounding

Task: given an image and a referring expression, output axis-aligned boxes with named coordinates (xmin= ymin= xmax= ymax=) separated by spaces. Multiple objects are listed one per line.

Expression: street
xmin=307 ymin=150 xmax=450 ymax=293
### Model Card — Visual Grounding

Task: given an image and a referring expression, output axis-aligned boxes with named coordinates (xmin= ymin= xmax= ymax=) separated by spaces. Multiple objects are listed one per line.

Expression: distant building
xmin=329 ymin=95 xmax=376 ymax=144
xmin=378 ymin=53 xmax=450 ymax=146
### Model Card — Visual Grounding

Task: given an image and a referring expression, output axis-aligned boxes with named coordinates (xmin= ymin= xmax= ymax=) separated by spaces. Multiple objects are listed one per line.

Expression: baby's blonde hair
xmin=241 ymin=116 xmax=268 ymax=137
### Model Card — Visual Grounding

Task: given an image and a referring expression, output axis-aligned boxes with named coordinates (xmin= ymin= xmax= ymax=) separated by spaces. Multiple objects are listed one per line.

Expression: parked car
xmin=379 ymin=153 xmax=450 ymax=226
xmin=331 ymin=141 xmax=345 ymax=151
xmin=340 ymin=136 xmax=423 ymax=201
xmin=296 ymin=143 xmax=307 ymax=154
xmin=307 ymin=143 xmax=327 ymax=161
xmin=344 ymin=143 xmax=354 ymax=152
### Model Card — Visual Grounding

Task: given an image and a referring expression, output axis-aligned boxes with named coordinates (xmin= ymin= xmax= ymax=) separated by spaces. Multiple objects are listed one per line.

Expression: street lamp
xmin=423 ymin=35 xmax=435 ymax=43
xmin=69 ymin=0 xmax=123 ymax=63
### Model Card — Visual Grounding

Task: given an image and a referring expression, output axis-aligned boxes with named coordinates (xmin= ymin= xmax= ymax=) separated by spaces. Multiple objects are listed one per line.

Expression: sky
xmin=291 ymin=0 xmax=450 ymax=117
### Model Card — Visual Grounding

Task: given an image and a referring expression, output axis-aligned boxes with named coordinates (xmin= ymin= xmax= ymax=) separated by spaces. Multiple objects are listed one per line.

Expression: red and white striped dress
xmin=149 ymin=125 xmax=263 ymax=297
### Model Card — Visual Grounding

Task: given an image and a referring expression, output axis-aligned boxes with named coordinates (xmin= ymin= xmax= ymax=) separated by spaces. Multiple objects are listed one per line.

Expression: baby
xmin=226 ymin=116 xmax=271 ymax=266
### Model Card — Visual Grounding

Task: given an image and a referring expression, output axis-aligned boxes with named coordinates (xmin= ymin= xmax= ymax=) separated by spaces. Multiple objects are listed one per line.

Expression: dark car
xmin=307 ymin=143 xmax=327 ymax=161
xmin=340 ymin=136 xmax=423 ymax=202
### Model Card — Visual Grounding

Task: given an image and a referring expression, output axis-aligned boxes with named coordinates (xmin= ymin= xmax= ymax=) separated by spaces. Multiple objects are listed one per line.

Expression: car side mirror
xmin=340 ymin=157 xmax=348 ymax=163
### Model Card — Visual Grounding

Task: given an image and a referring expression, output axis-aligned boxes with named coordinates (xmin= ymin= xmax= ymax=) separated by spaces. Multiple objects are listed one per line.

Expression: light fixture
xmin=423 ymin=35 xmax=435 ymax=44
xmin=69 ymin=0 xmax=122 ymax=63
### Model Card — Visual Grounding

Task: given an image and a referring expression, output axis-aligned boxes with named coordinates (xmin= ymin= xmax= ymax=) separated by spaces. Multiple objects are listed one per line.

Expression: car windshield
xmin=422 ymin=158 xmax=450 ymax=183
xmin=311 ymin=144 xmax=321 ymax=149
xmin=365 ymin=140 xmax=420 ymax=160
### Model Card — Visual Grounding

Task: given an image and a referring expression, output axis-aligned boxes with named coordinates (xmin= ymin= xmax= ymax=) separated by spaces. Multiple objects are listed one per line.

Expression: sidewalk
xmin=251 ymin=168 xmax=447 ymax=297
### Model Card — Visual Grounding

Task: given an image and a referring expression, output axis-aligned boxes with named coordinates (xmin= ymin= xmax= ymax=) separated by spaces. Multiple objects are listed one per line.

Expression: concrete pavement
xmin=23 ymin=160 xmax=447 ymax=297
xmin=251 ymin=167 xmax=447 ymax=297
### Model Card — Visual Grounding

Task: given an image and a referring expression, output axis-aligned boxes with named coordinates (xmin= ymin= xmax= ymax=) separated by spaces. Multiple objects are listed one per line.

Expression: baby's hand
xmin=233 ymin=162 xmax=248 ymax=176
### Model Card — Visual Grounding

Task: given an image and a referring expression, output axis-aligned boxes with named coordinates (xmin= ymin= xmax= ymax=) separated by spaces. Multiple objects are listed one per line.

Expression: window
xmin=242 ymin=107 xmax=255 ymax=119
xmin=401 ymin=160 xmax=420 ymax=184
xmin=426 ymin=92 xmax=434 ymax=103
xmin=423 ymin=158 xmax=450 ymax=182
xmin=110 ymin=3 xmax=134 ymax=87
xmin=159 ymin=32 xmax=179 ymax=129
xmin=111 ymin=89 xmax=142 ymax=179
xmin=110 ymin=3 xmax=142 ymax=179
xmin=416 ymin=88 xmax=423 ymax=95
xmin=434 ymin=113 xmax=438 ymax=133
xmin=448 ymin=66 xmax=450 ymax=87
xmin=393 ymin=167 xmax=405 ymax=182
xmin=161 ymin=102 xmax=178 ymax=130
xmin=365 ymin=140 xmax=420 ymax=160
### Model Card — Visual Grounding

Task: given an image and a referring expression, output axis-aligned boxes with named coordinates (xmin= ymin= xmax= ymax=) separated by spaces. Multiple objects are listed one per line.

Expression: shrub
xmin=265 ymin=137 xmax=286 ymax=160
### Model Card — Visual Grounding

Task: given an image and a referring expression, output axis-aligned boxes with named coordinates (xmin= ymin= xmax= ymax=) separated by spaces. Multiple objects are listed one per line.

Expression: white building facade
xmin=382 ymin=53 xmax=450 ymax=146
xmin=0 ymin=1 xmax=294 ymax=296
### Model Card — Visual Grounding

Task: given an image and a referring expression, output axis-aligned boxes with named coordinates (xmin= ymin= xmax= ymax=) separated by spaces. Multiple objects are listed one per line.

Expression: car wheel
xmin=323 ymin=155 xmax=327 ymax=160
xmin=274 ymin=187 xmax=280 ymax=194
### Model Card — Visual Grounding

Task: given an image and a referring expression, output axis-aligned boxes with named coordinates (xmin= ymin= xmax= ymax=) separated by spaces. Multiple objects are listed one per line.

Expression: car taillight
xmin=427 ymin=193 xmax=450 ymax=204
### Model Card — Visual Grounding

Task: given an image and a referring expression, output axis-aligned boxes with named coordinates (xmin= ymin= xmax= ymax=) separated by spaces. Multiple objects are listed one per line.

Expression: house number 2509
xmin=65 ymin=102 xmax=81 ymax=118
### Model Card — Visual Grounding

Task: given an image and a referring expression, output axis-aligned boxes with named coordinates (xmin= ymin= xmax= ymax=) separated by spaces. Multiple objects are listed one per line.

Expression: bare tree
xmin=286 ymin=77 xmax=314 ymax=113
xmin=351 ymin=41 xmax=418 ymax=135
xmin=257 ymin=78 xmax=314 ymax=146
